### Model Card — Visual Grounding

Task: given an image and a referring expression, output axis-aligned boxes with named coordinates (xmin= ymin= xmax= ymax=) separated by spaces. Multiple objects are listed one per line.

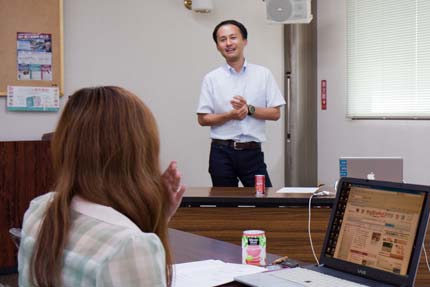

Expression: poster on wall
xmin=16 ymin=32 xmax=52 ymax=81
xmin=7 ymin=86 xmax=59 ymax=112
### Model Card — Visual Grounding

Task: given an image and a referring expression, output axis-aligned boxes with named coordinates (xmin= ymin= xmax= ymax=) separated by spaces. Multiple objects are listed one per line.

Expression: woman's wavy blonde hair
xmin=30 ymin=86 xmax=172 ymax=286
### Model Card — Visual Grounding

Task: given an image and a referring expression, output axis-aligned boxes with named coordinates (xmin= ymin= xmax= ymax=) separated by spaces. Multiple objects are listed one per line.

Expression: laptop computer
xmin=235 ymin=177 xmax=430 ymax=287
xmin=339 ymin=157 xmax=403 ymax=182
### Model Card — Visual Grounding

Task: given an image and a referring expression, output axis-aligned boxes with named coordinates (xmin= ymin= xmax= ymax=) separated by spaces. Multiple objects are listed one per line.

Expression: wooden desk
xmin=170 ymin=228 xmax=278 ymax=264
xmin=169 ymin=228 xmax=279 ymax=287
xmin=180 ymin=186 xmax=334 ymax=207
xmin=171 ymin=187 xmax=333 ymax=263
xmin=170 ymin=187 xmax=430 ymax=287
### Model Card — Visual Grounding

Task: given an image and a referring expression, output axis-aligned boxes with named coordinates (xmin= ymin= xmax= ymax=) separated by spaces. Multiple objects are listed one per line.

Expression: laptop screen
xmin=322 ymin=178 xmax=429 ymax=285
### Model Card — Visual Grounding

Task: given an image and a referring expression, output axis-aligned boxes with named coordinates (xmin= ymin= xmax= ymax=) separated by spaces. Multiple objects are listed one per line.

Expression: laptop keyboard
xmin=270 ymin=267 xmax=369 ymax=287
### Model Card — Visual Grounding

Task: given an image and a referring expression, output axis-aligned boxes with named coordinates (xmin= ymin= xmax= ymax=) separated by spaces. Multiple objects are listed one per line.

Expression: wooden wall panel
xmin=0 ymin=141 xmax=53 ymax=273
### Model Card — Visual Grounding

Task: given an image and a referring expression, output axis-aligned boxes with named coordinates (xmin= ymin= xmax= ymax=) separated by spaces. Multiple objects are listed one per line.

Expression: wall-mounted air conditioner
xmin=266 ymin=0 xmax=313 ymax=24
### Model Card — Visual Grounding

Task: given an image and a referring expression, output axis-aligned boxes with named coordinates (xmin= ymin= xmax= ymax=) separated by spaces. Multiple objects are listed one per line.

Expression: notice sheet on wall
xmin=17 ymin=32 xmax=52 ymax=81
xmin=7 ymin=86 xmax=59 ymax=112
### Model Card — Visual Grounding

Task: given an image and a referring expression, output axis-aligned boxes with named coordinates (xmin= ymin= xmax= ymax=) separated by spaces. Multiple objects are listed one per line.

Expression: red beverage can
xmin=255 ymin=175 xmax=265 ymax=194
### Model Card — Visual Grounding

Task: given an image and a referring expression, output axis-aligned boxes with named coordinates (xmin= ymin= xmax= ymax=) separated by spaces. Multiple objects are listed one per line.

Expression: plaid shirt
xmin=18 ymin=192 xmax=167 ymax=287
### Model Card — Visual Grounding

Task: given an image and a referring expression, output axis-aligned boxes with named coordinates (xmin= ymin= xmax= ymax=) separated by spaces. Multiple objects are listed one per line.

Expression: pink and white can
xmin=242 ymin=230 xmax=266 ymax=266
xmin=255 ymin=175 xmax=265 ymax=194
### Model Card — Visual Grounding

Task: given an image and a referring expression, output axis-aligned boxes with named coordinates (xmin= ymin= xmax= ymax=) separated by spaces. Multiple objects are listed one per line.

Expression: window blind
xmin=347 ymin=0 xmax=430 ymax=118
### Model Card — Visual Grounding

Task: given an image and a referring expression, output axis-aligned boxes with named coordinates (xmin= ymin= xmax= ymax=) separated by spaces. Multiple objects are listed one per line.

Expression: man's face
xmin=216 ymin=24 xmax=247 ymax=62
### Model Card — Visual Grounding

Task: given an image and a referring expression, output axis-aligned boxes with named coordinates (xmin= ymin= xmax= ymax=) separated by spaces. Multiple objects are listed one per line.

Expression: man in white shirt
xmin=196 ymin=20 xmax=285 ymax=187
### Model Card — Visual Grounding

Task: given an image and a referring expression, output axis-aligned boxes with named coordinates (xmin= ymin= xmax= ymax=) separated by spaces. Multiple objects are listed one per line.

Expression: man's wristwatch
xmin=247 ymin=104 xmax=256 ymax=116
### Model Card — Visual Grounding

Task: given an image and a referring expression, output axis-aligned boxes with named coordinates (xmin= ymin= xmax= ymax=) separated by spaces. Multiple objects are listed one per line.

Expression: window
xmin=347 ymin=0 xmax=430 ymax=119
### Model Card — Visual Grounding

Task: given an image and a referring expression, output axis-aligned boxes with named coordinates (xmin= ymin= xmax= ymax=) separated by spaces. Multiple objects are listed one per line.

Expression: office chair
xmin=41 ymin=132 xmax=54 ymax=141
xmin=9 ymin=228 xmax=22 ymax=249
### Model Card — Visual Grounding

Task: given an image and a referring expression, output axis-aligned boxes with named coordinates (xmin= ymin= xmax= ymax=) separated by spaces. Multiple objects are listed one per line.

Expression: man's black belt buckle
xmin=233 ymin=141 xmax=243 ymax=151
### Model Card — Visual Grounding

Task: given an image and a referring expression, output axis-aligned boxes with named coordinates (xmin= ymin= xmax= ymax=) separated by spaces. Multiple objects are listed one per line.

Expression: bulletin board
xmin=0 ymin=0 xmax=63 ymax=96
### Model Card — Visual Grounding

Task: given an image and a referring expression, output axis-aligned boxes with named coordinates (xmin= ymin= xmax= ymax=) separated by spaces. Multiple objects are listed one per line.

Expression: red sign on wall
xmin=321 ymin=80 xmax=327 ymax=110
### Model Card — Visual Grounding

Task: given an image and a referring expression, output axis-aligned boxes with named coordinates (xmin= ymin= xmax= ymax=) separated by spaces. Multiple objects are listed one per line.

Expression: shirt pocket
xmin=246 ymin=82 xmax=267 ymax=107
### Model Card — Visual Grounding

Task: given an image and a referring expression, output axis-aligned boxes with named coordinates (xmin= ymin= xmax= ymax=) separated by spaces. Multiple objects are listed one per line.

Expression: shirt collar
xmin=71 ymin=195 xmax=141 ymax=232
xmin=224 ymin=59 xmax=248 ymax=75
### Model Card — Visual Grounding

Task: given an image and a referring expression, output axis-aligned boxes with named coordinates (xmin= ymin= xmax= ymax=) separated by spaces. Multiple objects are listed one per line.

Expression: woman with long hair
xmin=18 ymin=86 xmax=185 ymax=286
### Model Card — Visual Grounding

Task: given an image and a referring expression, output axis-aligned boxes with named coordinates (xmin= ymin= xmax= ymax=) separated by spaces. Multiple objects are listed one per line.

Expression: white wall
xmin=317 ymin=0 xmax=430 ymax=186
xmin=0 ymin=0 xmax=285 ymax=188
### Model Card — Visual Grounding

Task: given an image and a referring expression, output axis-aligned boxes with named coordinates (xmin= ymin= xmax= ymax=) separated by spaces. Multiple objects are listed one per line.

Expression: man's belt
xmin=212 ymin=139 xmax=261 ymax=150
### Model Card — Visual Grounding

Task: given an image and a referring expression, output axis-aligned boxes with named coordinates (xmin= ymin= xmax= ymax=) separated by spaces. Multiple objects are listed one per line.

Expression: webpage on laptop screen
xmin=332 ymin=187 xmax=424 ymax=275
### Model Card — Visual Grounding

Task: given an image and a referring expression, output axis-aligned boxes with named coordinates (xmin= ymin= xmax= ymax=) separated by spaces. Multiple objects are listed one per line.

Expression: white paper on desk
xmin=276 ymin=187 xmax=319 ymax=194
xmin=172 ymin=259 xmax=265 ymax=287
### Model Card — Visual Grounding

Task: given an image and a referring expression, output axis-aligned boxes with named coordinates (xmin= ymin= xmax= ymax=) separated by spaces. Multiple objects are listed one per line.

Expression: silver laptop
xmin=339 ymin=157 xmax=403 ymax=182
xmin=235 ymin=177 xmax=430 ymax=287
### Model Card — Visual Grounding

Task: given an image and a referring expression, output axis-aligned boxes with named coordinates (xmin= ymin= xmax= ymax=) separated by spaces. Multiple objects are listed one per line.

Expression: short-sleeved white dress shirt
xmin=196 ymin=60 xmax=285 ymax=142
